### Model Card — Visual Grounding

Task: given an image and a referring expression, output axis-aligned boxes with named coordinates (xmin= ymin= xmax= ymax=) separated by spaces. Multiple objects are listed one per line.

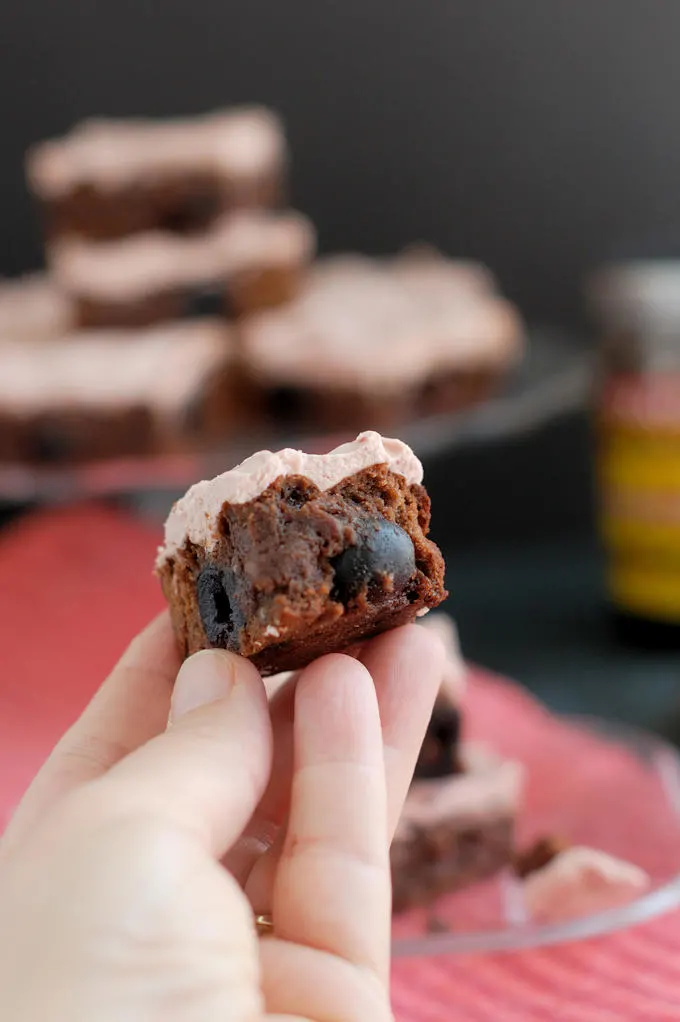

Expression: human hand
xmin=0 ymin=612 xmax=444 ymax=1021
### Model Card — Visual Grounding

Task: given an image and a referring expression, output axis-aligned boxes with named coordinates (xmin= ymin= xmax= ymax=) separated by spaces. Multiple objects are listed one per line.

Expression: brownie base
xmin=0 ymin=407 xmax=155 ymax=464
xmin=391 ymin=814 xmax=515 ymax=913
xmin=256 ymin=367 xmax=503 ymax=433
xmin=42 ymin=168 xmax=283 ymax=243
xmin=0 ymin=359 xmax=238 ymax=465
xmin=159 ymin=463 xmax=447 ymax=675
xmin=73 ymin=264 xmax=304 ymax=330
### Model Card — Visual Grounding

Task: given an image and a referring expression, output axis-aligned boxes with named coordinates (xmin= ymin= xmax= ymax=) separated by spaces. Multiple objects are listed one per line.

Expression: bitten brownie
xmin=156 ymin=431 xmax=447 ymax=674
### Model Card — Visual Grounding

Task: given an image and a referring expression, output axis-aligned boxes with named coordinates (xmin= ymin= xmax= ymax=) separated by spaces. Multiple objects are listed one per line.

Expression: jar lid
xmin=589 ymin=261 xmax=680 ymax=333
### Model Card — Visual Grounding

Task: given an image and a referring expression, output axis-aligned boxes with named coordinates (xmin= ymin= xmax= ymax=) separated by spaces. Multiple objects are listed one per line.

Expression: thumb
xmin=92 ymin=650 xmax=273 ymax=858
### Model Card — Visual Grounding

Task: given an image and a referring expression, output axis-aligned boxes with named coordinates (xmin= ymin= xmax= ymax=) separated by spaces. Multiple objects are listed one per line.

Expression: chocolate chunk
xmin=196 ymin=563 xmax=245 ymax=647
xmin=182 ymin=283 xmax=226 ymax=320
xmin=331 ymin=518 xmax=416 ymax=605
xmin=414 ymin=700 xmax=462 ymax=779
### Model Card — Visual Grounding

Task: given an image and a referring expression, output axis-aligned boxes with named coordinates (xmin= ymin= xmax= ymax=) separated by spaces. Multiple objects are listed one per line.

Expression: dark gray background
xmin=2 ymin=0 xmax=679 ymax=327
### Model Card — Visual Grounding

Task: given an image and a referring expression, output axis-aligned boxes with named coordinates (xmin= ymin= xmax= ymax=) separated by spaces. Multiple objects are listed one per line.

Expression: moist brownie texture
xmin=391 ymin=744 xmax=523 ymax=912
xmin=0 ymin=320 xmax=236 ymax=463
xmin=157 ymin=431 xmax=447 ymax=674
xmin=240 ymin=250 xmax=524 ymax=430
xmin=48 ymin=210 xmax=315 ymax=328
xmin=27 ymin=107 xmax=287 ymax=241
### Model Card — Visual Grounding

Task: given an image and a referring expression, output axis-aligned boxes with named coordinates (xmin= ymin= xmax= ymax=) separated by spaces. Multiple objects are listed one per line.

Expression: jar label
xmin=598 ymin=373 xmax=680 ymax=621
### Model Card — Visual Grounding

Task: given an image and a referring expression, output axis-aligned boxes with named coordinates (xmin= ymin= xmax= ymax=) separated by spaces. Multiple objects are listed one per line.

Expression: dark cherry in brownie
xmin=159 ymin=463 xmax=446 ymax=675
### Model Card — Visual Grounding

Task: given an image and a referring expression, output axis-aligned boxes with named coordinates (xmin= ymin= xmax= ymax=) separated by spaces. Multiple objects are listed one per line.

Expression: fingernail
xmin=170 ymin=649 xmax=236 ymax=722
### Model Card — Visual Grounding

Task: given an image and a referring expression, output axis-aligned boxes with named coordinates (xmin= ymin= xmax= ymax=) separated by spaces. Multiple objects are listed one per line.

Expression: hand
xmin=0 ymin=613 xmax=444 ymax=1021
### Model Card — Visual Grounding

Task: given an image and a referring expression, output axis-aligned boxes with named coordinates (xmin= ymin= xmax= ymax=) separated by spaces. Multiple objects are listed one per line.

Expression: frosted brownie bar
xmin=49 ymin=210 xmax=315 ymax=328
xmin=241 ymin=250 xmax=524 ymax=430
xmin=391 ymin=620 xmax=521 ymax=911
xmin=0 ymin=320 xmax=235 ymax=463
xmin=156 ymin=431 xmax=447 ymax=674
xmin=392 ymin=744 xmax=523 ymax=912
xmin=27 ymin=107 xmax=287 ymax=241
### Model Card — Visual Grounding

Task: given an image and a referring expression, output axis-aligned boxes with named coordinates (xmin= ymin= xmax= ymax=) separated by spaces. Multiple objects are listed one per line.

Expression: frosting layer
xmin=242 ymin=251 xmax=523 ymax=393
xmin=159 ymin=430 xmax=423 ymax=562
xmin=27 ymin=107 xmax=285 ymax=198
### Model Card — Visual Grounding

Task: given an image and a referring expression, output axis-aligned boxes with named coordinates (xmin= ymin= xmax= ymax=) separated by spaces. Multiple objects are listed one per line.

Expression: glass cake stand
xmin=392 ymin=716 xmax=680 ymax=957
xmin=0 ymin=330 xmax=592 ymax=503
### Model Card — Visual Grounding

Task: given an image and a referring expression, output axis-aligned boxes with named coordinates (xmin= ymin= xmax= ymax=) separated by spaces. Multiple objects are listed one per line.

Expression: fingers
xmin=271 ymin=654 xmax=392 ymax=986
xmin=223 ymin=673 xmax=298 ymax=884
xmin=90 ymin=649 xmax=273 ymax=859
xmin=244 ymin=624 xmax=445 ymax=910
xmin=358 ymin=623 xmax=445 ymax=837
xmin=2 ymin=613 xmax=179 ymax=856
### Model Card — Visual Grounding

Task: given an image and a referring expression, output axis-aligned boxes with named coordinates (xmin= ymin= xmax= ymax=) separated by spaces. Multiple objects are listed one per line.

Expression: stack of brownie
xmin=0 ymin=105 xmax=525 ymax=466
xmin=0 ymin=107 xmax=315 ymax=463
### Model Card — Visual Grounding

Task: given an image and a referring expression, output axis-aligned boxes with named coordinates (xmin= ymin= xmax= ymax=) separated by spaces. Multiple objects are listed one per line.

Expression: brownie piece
xmin=48 ymin=210 xmax=315 ymax=329
xmin=156 ymin=431 xmax=447 ymax=675
xmin=241 ymin=250 xmax=524 ymax=431
xmin=0 ymin=320 xmax=237 ymax=464
xmin=0 ymin=273 xmax=73 ymax=341
xmin=26 ymin=107 xmax=287 ymax=242
xmin=518 ymin=845 xmax=649 ymax=923
xmin=391 ymin=744 xmax=523 ymax=912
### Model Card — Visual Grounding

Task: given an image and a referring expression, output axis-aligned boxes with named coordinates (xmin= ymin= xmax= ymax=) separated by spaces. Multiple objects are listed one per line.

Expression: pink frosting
xmin=420 ymin=612 xmax=466 ymax=705
xmin=27 ymin=107 xmax=285 ymax=198
xmin=241 ymin=251 xmax=524 ymax=392
xmin=49 ymin=210 xmax=315 ymax=302
xmin=394 ymin=743 xmax=523 ymax=838
xmin=523 ymin=846 xmax=650 ymax=923
xmin=0 ymin=321 xmax=232 ymax=416
xmin=158 ymin=430 xmax=423 ymax=563
xmin=0 ymin=274 xmax=73 ymax=341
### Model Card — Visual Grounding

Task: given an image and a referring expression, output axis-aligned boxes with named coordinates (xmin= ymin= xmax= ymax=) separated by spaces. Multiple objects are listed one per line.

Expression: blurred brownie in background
xmin=392 ymin=743 xmax=523 ymax=912
xmin=48 ymin=210 xmax=315 ymax=328
xmin=0 ymin=320 xmax=238 ymax=463
xmin=391 ymin=612 xmax=522 ymax=911
xmin=26 ymin=107 xmax=287 ymax=242
xmin=0 ymin=274 xmax=74 ymax=341
xmin=240 ymin=249 xmax=524 ymax=431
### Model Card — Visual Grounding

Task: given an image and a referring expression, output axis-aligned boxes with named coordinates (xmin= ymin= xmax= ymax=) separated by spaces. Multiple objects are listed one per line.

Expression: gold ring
xmin=255 ymin=913 xmax=274 ymax=937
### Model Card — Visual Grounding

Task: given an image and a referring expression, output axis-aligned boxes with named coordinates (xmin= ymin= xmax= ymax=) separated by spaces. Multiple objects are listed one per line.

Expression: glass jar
xmin=589 ymin=261 xmax=680 ymax=646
